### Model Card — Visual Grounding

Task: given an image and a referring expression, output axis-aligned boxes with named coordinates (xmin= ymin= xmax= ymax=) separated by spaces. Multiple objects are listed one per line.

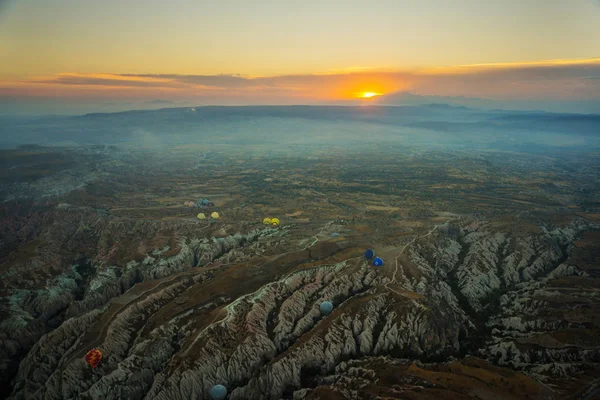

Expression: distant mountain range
xmin=369 ymin=91 xmax=600 ymax=114
xmin=2 ymin=91 xmax=599 ymax=116
xmin=1 ymin=104 xmax=599 ymax=151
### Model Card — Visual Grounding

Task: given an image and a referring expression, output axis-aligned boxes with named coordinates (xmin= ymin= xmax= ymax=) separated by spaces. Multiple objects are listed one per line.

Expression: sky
xmin=1 ymin=0 xmax=599 ymax=114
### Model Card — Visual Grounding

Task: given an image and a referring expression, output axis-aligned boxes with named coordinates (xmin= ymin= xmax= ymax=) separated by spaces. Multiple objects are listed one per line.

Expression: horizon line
xmin=4 ymin=102 xmax=599 ymax=119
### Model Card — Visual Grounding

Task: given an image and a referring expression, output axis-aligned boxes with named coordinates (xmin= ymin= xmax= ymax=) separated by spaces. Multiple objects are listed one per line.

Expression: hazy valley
xmin=0 ymin=105 xmax=599 ymax=399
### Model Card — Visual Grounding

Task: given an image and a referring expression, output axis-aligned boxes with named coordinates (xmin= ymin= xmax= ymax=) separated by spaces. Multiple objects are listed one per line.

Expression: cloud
xmin=24 ymin=73 xmax=175 ymax=88
xmin=427 ymin=60 xmax=600 ymax=81
xmin=410 ymin=60 xmax=600 ymax=100
xmin=118 ymin=73 xmax=256 ymax=88
xmin=3 ymin=58 xmax=600 ymax=108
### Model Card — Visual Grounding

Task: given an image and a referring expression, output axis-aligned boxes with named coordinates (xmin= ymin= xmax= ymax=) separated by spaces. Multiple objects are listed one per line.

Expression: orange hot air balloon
xmin=84 ymin=349 xmax=103 ymax=368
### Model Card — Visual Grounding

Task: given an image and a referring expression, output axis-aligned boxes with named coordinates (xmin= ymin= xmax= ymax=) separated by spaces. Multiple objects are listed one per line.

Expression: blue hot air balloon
xmin=331 ymin=232 xmax=340 ymax=238
xmin=209 ymin=384 xmax=227 ymax=400
xmin=320 ymin=301 xmax=334 ymax=315
xmin=373 ymin=257 xmax=384 ymax=267
xmin=364 ymin=249 xmax=375 ymax=260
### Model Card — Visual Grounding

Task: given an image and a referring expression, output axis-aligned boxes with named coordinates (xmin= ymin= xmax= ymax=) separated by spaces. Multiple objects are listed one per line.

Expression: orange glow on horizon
xmin=361 ymin=92 xmax=381 ymax=98
xmin=1 ymin=57 xmax=597 ymax=102
xmin=337 ymin=79 xmax=398 ymax=99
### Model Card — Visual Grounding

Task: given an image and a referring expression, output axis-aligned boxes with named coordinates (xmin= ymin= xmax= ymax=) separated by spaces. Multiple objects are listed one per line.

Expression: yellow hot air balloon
xmin=197 ymin=213 xmax=206 ymax=220
xmin=210 ymin=212 xmax=220 ymax=219
xmin=271 ymin=217 xmax=280 ymax=227
xmin=263 ymin=217 xmax=272 ymax=225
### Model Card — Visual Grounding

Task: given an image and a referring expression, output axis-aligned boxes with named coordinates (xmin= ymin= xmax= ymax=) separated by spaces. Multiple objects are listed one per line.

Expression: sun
xmin=362 ymin=92 xmax=380 ymax=98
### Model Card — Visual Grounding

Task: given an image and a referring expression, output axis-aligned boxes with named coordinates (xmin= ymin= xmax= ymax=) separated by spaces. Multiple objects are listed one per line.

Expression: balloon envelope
xmin=210 ymin=212 xmax=220 ymax=219
xmin=320 ymin=301 xmax=334 ymax=315
xmin=373 ymin=257 xmax=384 ymax=267
xmin=365 ymin=249 xmax=375 ymax=260
xmin=209 ymin=384 xmax=227 ymax=400
xmin=331 ymin=232 xmax=340 ymax=238
xmin=197 ymin=213 xmax=206 ymax=220
xmin=84 ymin=349 xmax=102 ymax=368
xmin=263 ymin=217 xmax=272 ymax=225
xmin=271 ymin=217 xmax=280 ymax=226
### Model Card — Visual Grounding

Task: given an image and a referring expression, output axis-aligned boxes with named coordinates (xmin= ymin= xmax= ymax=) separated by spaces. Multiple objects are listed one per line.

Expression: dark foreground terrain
xmin=1 ymin=106 xmax=600 ymax=399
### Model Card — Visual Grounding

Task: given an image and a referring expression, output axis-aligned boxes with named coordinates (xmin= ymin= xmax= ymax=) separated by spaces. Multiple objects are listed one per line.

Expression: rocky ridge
xmin=1 ymin=215 xmax=279 ymax=399
xmin=5 ymin=217 xmax=600 ymax=399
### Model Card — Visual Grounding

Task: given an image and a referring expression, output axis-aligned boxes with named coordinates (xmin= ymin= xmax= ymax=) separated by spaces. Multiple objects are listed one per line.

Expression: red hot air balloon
xmin=84 ymin=349 xmax=103 ymax=368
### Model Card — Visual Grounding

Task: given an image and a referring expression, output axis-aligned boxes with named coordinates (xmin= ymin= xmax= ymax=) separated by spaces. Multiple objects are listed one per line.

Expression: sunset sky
xmin=1 ymin=0 xmax=599 ymax=114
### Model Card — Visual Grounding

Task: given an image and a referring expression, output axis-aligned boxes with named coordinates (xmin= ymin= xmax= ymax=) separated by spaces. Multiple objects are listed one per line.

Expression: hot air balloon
xmin=197 ymin=213 xmax=206 ymax=220
xmin=263 ymin=217 xmax=272 ymax=225
xmin=365 ymin=249 xmax=375 ymax=260
xmin=271 ymin=217 xmax=280 ymax=227
xmin=201 ymin=199 xmax=210 ymax=206
xmin=331 ymin=232 xmax=340 ymax=238
xmin=209 ymin=384 xmax=227 ymax=400
xmin=373 ymin=257 xmax=384 ymax=267
xmin=320 ymin=301 xmax=334 ymax=315
xmin=210 ymin=212 xmax=220 ymax=219
xmin=84 ymin=348 xmax=103 ymax=369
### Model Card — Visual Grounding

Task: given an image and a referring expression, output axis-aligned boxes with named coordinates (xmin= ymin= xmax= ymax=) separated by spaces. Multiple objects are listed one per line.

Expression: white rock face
xmin=146 ymin=262 xmax=386 ymax=400
xmin=6 ymin=216 xmax=599 ymax=399
xmin=408 ymin=220 xmax=590 ymax=313
xmin=10 ymin=309 xmax=104 ymax=397
xmin=65 ymin=229 xmax=269 ymax=320
xmin=9 ymin=274 xmax=200 ymax=400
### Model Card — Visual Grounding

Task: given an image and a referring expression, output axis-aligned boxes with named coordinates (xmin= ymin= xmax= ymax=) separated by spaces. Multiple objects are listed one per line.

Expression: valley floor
xmin=1 ymin=145 xmax=599 ymax=399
